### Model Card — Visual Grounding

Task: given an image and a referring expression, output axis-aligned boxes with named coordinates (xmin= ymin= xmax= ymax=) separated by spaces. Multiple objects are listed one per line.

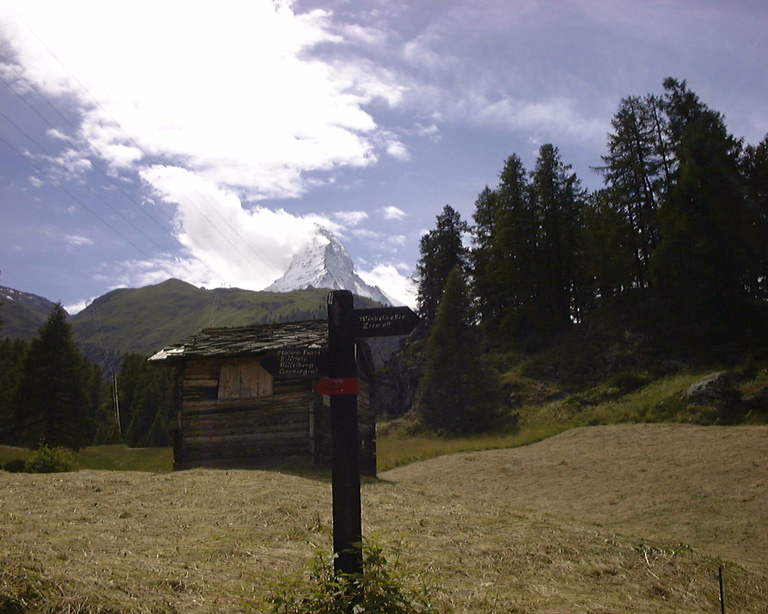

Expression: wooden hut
xmin=148 ymin=319 xmax=376 ymax=474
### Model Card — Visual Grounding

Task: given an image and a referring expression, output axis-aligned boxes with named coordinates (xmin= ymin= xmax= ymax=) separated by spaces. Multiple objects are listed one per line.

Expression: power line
xmin=0 ymin=63 xmax=230 ymax=282
xmin=0 ymin=107 xmax=176 ymax=257
xmin=0 ymin=130 xmax=180 ymax=279
xmin=0 ymin=6 xmax=281 ymax=273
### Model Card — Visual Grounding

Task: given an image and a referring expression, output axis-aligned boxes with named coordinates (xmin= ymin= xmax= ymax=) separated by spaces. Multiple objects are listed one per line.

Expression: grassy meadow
xmin=2 ymin=424 xmax=767 ymax=613
xmin=2 ymin=369 xmax=768 ymax=612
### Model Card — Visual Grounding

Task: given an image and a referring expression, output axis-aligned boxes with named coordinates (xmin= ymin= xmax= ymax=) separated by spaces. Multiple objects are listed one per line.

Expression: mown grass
xmin=376 ymin=422 xmax=568 ymax=471
xmin=3 ymin=425 xmax=768 ymax=613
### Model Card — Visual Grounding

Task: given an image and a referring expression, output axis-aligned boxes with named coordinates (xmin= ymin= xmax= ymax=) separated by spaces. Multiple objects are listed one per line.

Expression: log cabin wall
xmin=175 ymin=356 xmax=316 ymax=470
xmin=172 ymin=355 xmax=376 ymax=474
xmin=314 ymin=377 xmax=376 ymax=475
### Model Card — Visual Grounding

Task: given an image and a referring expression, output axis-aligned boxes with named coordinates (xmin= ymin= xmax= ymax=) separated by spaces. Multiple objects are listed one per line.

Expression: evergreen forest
xmin=391 ymin=78 xmax=768 ymax=434
xmin=2 ymin=77 xmax=768 ymax=450
xmin=0 ymin=305 xmax=174 ymax=451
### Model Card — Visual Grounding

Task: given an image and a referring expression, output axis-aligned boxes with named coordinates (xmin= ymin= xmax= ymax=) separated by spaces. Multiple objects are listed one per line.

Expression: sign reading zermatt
xmin=319 ymin=291 xmax=422 ymax=578
xmin=352 ymin=306 xmax=421 ymax=338
xmin=261 ymin=306 xmax=420 ymax=378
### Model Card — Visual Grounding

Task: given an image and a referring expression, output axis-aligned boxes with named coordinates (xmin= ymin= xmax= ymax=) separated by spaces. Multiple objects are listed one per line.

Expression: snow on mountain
xmin=264 ymin=227 xmax=395 ymax=306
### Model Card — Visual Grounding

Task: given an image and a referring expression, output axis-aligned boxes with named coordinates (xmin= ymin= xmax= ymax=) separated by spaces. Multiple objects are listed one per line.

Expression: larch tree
xmin=652 ymin=78 xmax=757 ymax=325
xmin=741 ymin=135 xmax=768 ymax=299
xmin=530 ymin=144 xmax=587 ymax=332
xmin=472 ymin=154 xmax=539 ymax=340
xmin=415 ymin=204 xmax=469 ymax=328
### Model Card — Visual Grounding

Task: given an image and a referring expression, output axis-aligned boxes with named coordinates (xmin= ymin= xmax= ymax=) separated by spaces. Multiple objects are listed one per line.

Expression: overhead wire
xmin=0 ymin=61 xmax=225 ymax=283
xmin=0 ymin=63 xmax=275 ymax=278
xmin=0 ymin=107 xmax=178 ymax=258
xmin=0 ymin=3 xmax=281 ymax=274
xmin=0 ymin=129 xmax=180 ymax=279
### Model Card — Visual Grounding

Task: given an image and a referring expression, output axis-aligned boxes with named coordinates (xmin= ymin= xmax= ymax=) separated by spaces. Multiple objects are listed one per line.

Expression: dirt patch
xmin=2 ymin=424 xmax=767 ymax=612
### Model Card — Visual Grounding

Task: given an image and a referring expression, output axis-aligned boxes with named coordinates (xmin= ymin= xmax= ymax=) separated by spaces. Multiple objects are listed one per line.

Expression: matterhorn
xmin=264 ymin=226 xmax=394 ymax=306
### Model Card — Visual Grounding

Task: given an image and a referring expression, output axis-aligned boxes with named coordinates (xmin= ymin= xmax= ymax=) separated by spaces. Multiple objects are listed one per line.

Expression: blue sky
xmin=1 ymin=0 xmax=766 ymax=311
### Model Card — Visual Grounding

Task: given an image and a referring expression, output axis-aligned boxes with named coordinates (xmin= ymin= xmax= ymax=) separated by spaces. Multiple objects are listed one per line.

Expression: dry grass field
xmin=2 ymin=424 xmax=767 ymax=613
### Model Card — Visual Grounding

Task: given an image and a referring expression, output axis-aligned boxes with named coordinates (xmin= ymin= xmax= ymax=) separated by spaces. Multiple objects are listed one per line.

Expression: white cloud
xmin=0 ymin=0 xmax=407 ymax=200
xmin=64 ymin=299 xmax=89 ymax=314
xmin=333 ymin=210 xmax=369 ymax=227
xmin=385 ymin=139 xmax=410 ymax=161
xmin=383 ymin=206 xmax=406 ymax=220
xmin=357 ymin=263 xmax=416 ymax=309
xmin=139 ymin=165 xmax=336 ymax=289
xmin=352 ymin=228 xmax=383 ymax=240
xmin=65 ymin=234 xmax=93 ymax=246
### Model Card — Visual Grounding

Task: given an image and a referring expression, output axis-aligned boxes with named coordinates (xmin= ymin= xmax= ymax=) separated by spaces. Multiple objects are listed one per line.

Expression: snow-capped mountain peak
xmin=264 ymin=227 xmax=394 ymax=305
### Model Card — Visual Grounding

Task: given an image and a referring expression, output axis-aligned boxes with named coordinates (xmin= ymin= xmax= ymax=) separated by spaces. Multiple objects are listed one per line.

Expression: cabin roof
xmin=148 ymin=319 xmax=328 ymax=363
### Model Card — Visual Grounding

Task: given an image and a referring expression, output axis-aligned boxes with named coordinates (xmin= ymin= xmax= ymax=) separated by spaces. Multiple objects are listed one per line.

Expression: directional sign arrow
xmin=261 ymin=346 xmax=328 ymax=378
xmin=352 ymin=306 xmax=420 ymax=338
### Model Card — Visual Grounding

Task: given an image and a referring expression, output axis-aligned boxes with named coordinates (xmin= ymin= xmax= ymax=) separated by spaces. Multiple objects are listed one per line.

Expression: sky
xmin=1 ymin=0 xmax=766 ymax=312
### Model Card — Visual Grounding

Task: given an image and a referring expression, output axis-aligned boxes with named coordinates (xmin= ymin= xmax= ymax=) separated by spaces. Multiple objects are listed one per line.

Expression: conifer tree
xmin=0 ymin=338 xmax=29 ymax=444
xmin=119 ymin=353 xmax=173 ymax=447
xmin=741 ymin=135 xmax=768 ymax=299
xmin=415 ymin=205 xmax=469 ymax=327
xmin=472 ymin=154 xmax=539 ymax=339
xmin=582 ymin=189 xmax=635 ymax=302
xmin=652 ymin=79 xmax=755 ymax=324
xmin=597 ymin=94 xmax=671 ymax=286
xmin=9 ymin=303 xmax=90 ymax=449
xmin=530 ymin=144 xmax=587 ymax=331
xmin=416 ymin=266 xmax=500 ymax=434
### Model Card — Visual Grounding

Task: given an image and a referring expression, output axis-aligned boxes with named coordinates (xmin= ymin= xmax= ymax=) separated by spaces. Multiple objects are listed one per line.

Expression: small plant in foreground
xmin=23 ymin=446 xmax=76 ymax=473
xmin=266 ymin=538 xmax=437 ymax=614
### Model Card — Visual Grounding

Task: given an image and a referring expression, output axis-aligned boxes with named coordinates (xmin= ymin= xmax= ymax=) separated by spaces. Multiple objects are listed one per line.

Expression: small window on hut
xmin=218 ymin=361 xmax=273 ymax=398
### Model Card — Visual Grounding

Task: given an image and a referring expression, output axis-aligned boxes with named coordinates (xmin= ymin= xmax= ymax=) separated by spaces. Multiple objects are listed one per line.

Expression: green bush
xmin=3 ymin=458 xmax=27 ymax=473
xmin=23 ymin=446 xmax=76 ymax=473
xmin=606 ymin=369 xmax=653 ymax=395
xmin=266 ymin=539 xmax=436 ymax=614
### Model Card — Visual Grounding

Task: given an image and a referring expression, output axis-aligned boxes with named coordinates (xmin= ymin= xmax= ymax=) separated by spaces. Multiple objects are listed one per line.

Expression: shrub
xmin=3 ymin=458 xmax=27 ymax=473
xmin=742 ymin=352 xmax=759 ymax=380
xmin=266 ymin=538 xmax=436 ymax=614
xmin=23 ymin=446 xmax=76 ymax=473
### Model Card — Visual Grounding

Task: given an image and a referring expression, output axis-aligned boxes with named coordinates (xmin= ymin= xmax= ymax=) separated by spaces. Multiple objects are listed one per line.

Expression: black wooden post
xmin=327 ymin=290 xmax=363 ymax=576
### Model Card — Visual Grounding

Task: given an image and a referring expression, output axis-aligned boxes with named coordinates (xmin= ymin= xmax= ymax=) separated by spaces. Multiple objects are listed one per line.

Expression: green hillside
xmin=68 ymin=279 xmax=385 ymax=367
xmin=0 ymin=286 xmax=59 ymax=341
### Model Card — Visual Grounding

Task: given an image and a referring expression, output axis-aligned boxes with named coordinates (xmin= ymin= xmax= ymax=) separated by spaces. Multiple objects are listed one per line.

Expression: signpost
xmin=326 ymin=291 xmax=419 ymax=575
xmin=259 ymin=292 xmax=419 ymax=576
xmin=261 ymin=346 xmax=327 ymax=378
xmin=352 ymin=306 xmax=421 ymax=338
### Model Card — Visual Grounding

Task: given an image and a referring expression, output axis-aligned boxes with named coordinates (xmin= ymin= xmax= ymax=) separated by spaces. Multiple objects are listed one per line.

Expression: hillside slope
xmin=383 ymin=423 xmax=768 ymax=569
xmin=68 ymin=279 xmax=385 ymax=365
xmin=1 ymin=424 xmax=766 ymax=613
xmin=0 ymin=286 xmax=59 ymax=340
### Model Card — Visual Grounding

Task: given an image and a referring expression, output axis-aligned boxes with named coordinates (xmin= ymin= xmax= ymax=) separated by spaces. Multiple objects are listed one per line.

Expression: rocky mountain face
xmin=265 ymin=227 xmax=394 ymax=306
xmin=0 ymin=286 xmax=60 ymax=340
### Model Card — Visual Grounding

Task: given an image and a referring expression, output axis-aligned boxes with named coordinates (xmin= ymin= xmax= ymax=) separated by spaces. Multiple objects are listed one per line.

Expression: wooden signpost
xmin=259 ymin=291 xmax=419 ymax=575
xmin=325 ymin=290 xmax=419 ymax=575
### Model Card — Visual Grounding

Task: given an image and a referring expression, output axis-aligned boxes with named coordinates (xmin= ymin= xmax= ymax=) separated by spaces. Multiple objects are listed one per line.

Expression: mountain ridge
xmin=1 ymin=279 xmax=394 ymax=370
xmin=265 ymin=226 xmax=396 ymax=306
xmin=0 ymin=286 xmax=60 ymax=341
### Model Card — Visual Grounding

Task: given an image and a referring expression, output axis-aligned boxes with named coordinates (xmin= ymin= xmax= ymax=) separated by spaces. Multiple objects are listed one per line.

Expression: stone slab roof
xmin=148 ymin=319 xmax=328 ymax=363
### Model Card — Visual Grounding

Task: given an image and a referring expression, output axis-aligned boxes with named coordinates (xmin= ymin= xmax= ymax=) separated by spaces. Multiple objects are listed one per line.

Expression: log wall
xmin=174 ymin=356 xmax=376 ymax=474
